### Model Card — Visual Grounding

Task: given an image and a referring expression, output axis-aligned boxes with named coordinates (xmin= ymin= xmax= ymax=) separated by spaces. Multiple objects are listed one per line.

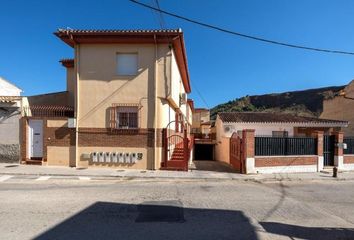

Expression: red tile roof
xmin=218 ymin=112 xmax=348 ymax=126
xmin=59 ymin=59 xmax=74 ymax=68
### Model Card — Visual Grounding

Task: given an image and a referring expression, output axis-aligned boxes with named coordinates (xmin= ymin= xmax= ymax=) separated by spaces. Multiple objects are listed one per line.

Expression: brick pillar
xmin=242 ymin=129 xmax=255 ymax=174
xmin=333 ymin=131 xmax=344 ymax=169
xmin=312 ymin=131 xmax=324 ymax=172
xmin=20 ymin=117 xmax=27 ymax=162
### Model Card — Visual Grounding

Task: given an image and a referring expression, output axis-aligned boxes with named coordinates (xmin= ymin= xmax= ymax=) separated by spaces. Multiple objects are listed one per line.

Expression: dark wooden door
xmin=323 ymin=135 xmax=335 ymax=166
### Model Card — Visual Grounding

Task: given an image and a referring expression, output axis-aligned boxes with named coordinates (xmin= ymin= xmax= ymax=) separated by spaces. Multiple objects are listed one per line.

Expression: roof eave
xmin=221 ymin=121 xmax=349 ymax=128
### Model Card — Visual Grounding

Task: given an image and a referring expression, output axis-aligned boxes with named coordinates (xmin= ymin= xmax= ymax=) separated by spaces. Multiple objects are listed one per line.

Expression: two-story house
xmin=21 ymin=29 xmax=193 ymax=170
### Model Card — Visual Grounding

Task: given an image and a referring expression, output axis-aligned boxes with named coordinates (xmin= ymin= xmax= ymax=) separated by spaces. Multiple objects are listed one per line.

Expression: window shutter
xmin=110 ymin=106 xmax=116 ymax=129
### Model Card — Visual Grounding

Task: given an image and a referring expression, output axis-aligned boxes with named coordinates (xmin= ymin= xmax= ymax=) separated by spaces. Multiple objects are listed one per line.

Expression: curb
xmin=0 ymin=171 xmax=353 ymax=182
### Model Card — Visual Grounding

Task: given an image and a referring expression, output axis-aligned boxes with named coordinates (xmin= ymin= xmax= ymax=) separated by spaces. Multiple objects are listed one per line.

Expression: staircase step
xmin=25 ymin=159 xmax=42 ymax=165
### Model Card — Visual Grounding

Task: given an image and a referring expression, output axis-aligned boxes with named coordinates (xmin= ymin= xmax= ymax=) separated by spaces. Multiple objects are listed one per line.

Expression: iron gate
xmin=323 ymin=135 xmax=335 ymax=166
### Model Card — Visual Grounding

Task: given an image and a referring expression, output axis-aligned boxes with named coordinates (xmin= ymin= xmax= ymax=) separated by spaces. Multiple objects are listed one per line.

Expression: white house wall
xmin=221 ymin=123 xmax=295 ymax=137
xmin=0 ymin=77 xmax=22 ymax=96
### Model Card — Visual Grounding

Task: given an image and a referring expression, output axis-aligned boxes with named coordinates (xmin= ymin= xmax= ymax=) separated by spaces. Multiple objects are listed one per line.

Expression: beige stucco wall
xmin=25 ymin=92 xmax=69 ymax=107
xmin=77 ymin=146 xmax=150 ymax=169
xmin=68 ymin=42 xmax=189 ymax=169
xmin=215 ymin=116 xmax=230 ymax=163
xmin=47 ymin=146 xmax=75 ymax=166
xmin=76 ymin=43 xmax=185 ymax=130
xmin=66 ymin=67 xmax=76 ymax=107
xmin=192 ymin=109 xmax=210 ymax=131
xmin=47 ymin=119 xmax=68 ymax=128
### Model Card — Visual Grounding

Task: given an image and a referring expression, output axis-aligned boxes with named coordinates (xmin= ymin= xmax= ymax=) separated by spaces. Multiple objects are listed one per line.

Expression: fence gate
xmin=230 ymin=133 xmax=244 ymax=173
xmin=323 ymin=135 xmax=335 ymax=166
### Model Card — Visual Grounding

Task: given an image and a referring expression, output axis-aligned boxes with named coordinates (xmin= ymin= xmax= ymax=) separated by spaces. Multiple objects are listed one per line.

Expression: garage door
xmin=194 ymin=144 xmax=214 ymax=161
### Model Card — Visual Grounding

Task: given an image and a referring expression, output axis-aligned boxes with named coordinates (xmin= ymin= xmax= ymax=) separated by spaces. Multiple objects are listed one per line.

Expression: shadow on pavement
xmin=193 ymin=160 xmax=238 ymax=173
xmin=34 ymin=201 xmax=258 ymax=240
xmin=260 ymin=222 xmax=354 ymax=240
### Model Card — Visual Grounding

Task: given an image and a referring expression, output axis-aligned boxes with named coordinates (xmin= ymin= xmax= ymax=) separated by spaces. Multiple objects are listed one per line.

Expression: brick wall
xmin=255 ymin=156 xmax=317 ymax=167
xmin=344 ymin=155 xmax=354 ymax=164
xmin=78 ymin=128 xmax=163 ymax=148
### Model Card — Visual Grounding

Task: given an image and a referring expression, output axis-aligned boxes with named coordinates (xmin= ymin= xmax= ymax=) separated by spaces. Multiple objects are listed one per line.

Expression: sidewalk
xmin=1 ymin=163 xmax=354 ymax=182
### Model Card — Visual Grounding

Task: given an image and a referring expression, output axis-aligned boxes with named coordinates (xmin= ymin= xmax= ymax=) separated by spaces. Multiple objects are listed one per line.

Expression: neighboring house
xmin=215 ymin=112 xmax=349 ymax=173
xmin=20 ymin=29 xmax=193 ymax=171
xmin=192 ymin=108 xmax=210 ymax=134
xmin=0 ymin=77 xmax=22 ymax=163
xmin=191 ymin=108 xmax=216 ymax=160
xmin=321 ymin=80 xmax=354 ymax=136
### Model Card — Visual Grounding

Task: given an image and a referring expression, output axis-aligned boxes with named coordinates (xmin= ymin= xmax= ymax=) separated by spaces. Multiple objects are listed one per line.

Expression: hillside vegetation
xmin=210 ymin=85 xmax=344 ymax=120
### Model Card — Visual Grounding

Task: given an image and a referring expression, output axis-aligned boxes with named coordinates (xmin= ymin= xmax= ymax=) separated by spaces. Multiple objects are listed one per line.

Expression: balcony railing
xmin=23 ymin=105 xmax=74 ymax=117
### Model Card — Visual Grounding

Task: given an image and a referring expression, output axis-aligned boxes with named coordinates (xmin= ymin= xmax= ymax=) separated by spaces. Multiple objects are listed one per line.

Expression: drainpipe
xmin=153 ymin=34 xmax=158 ymax=170
xmin=75 ymin=43 xmax=80 ymax=168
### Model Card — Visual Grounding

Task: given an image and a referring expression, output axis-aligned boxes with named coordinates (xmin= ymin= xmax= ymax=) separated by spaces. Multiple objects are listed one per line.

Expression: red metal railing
xmin=162 ymin=125 xmax=194 ymax=171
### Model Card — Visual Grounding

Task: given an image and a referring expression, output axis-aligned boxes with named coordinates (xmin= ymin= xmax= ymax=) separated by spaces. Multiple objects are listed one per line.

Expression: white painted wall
xmin=220 ymin=122 xmax=295 ymax=138
xmin=0 ymin=77 xmax=22 ymax=96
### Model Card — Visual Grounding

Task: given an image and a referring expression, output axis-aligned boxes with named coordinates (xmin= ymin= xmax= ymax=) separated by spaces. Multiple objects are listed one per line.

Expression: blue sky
xmin=1 ymin=0 xmax=353 ymax=108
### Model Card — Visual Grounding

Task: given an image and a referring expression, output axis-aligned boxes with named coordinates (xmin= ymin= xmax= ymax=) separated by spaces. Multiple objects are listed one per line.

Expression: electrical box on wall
xmin=68 ymin=118 xmax=76 ymax=128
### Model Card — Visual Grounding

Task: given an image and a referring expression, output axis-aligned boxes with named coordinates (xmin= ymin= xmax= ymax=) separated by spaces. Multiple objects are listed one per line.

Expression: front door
xmin=323 ymin=135 xmax=335 ymax=166
xmin=28 ymin=119 xmax=43 ymax=159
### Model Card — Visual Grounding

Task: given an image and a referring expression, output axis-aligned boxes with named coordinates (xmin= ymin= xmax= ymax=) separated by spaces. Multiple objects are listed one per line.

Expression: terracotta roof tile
xmin=218 ymin=112 xmax=348 ymax=126
xmin=56 ymin=29 xmax=181 ymax=34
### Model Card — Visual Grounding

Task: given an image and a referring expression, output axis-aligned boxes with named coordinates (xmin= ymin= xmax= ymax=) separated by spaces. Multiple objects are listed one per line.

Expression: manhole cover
xmin=136 ymin=200 xmax=185 ymax=223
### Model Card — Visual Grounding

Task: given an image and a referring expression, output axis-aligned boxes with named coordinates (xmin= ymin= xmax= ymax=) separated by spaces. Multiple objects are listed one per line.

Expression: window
xmin=116 ymin=106 xmax=138 ymax=129
xmin=116 ymin=53 xmax=138 ymax=75
xmin=272 ymin=131 xmax=289 ymax=137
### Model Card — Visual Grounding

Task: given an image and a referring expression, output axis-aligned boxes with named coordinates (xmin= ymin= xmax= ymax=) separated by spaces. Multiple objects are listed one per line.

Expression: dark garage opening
xmin=194 ymin=144 xmax=214 ymax=161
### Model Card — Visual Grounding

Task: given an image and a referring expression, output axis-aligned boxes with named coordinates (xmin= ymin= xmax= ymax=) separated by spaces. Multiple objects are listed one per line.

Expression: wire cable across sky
xmin=130 ymin=0 xmax=354 ymax=56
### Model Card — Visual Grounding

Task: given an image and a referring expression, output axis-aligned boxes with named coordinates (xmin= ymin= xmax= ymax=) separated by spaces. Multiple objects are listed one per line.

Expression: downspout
xmin=153 ymin=34 xmax=158 ymax=170
xmin=75 ymin=43 xmax=80 ymax=168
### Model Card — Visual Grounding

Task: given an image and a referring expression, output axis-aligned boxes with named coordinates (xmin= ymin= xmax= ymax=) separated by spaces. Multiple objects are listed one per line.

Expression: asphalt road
xmin=0 ymin=177 xmax=354 ymax=240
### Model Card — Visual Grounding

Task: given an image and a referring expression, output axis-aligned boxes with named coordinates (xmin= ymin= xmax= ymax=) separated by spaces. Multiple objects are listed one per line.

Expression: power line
xmin=154 ymin=0 xmax=166 ymax=28
xmin=130 ymin=0 xmax=354 ymax=56
xmin=192 ymin=82 xmax=211 ymax=109
xmin=149 ymin=1 xmax=210 ymax=109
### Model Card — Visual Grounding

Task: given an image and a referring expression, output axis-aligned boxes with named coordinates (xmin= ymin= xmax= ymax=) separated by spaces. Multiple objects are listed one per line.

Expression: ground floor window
xmin=116 ymin=106 xmax=138 ymax=129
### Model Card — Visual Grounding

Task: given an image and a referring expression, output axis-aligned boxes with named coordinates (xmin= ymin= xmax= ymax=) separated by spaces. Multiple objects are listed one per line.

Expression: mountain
xmin=210 ymin=85 xmax=345 ymax=120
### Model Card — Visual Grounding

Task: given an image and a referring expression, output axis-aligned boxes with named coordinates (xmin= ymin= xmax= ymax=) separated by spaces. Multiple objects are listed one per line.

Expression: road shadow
xmin=34 ymin=201 xmax=258 ymax=240
xmin=260 ymin=222 xmax=354 ymax=240
xmin=193 ymin=160 xmax=238 ymax=173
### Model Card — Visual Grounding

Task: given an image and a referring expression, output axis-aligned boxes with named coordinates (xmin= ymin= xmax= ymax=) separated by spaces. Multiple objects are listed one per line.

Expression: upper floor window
xmin=117 ymin=106 xmax=138 ymax=129
xmin=116 ymin=53 xmax=138 ymax=75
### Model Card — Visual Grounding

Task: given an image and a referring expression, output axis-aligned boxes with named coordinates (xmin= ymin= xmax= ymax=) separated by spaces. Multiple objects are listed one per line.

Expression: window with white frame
xmin=116 ymin=106 xmax=138 ymax=129
xmin=116 ymin=53 xmax=138 ymax=75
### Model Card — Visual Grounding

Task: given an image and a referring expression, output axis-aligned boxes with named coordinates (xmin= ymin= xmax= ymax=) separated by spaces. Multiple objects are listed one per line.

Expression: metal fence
xmin=255 ymin=136 xmax=317 ymax=156
xmin=23 ymin=105 xmax=74 ymax=117
xmin=344 ymin=137 xmax=354 ymax=155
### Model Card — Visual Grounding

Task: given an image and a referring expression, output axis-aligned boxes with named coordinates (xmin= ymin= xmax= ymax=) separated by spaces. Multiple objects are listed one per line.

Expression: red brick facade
xmin=255 ymin=156 xmax=317 ymax=167
xmin=78 ymin=128 xmax=163 ymax=148
xmin=344 ymin=155 xmax=354 ymax=164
